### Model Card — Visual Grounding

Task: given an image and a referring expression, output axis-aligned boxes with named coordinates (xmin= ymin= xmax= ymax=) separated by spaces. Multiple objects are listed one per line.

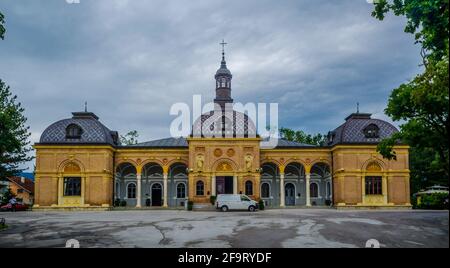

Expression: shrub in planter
xmin=418 ymin=193 xmax=449 ymax=210
xmin=325 ymin=199 xmax=332 ymax=206
xmin=187 ymin=201 xmax=194 ymax=211
xmin=258 ymin=200 xmax=265 ymax=210
xmin=210 ymin=195 xmax=217 ymax=205
xmin=114 ymin=199 xmax=121 ymax=207
xmin=120 ymin=200 xmax=127 ymax=207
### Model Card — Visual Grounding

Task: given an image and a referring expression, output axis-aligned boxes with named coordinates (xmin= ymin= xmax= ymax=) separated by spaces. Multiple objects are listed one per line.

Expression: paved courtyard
xmin=0 ymin=209 xmax=448 ymax=248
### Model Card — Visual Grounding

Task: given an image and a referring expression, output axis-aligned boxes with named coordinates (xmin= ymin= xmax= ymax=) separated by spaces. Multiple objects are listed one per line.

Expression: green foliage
xmin=120 ymin=130 xmax=139 ymax=145
xmin=0 ymin=11 xmax=5 ymax=40
xmin=187 ymin=200 xmax=194 ymax=211
xmin=209 ymin=195 xmax=217 ymax=205
xmin=373 ymin=1 xmax=449 ymax=190
xmin=258 ymin=200 xmax=265 ymax=210
xmin=279 ymin=127 xmax=326 ymax=146
xmin=119 ymin=200 xmax=127 ymax=207
xmin=377 ymin=52 xmax=449 ymax=182
xmin=114 ymin=198 xmax=121 ymax=207
xmin=372 ymin=0 xmax=449 ymax=60
xmin=1 ymin=188 xmax=15 ymax=205
xmin=0 ymin=80 xmax=34 ymax=181
xmin=417 ymin=192 xmax=449 ymax=210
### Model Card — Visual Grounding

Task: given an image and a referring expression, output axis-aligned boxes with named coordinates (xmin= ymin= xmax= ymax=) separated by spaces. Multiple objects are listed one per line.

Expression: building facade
xmin=33 ymin=52 xmax=411 ymax=210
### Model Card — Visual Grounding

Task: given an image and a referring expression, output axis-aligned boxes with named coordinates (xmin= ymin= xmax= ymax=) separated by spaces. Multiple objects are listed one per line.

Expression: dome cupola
xmin=214 ymin=40 xmax=233 ymax=109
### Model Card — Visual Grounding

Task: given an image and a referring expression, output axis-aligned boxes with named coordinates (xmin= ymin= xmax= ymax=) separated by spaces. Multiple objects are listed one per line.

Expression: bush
xmin=258 ymin=200 xmax=265 ymax=210
xmin=417 ymin=193 xmax=449 ymax=210
xmin=120 ymin=200 xmax=127 ymax=207
xmin=187 ymin=201 xmax=194 ymax=211
xmin=210 ymin=195 xmax=217 ymax=205
xmin=325 ymin=199 xmax=332 ymax=206
xmin=114 ymin=199 xmax=121 ymax=207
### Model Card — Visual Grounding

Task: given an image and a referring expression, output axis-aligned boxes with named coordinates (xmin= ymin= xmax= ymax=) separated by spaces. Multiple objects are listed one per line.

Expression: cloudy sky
xmin=0 ymin=0 xmax=422 ymax=170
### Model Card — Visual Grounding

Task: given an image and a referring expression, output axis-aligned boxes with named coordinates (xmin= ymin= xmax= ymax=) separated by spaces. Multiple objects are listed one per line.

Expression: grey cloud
xmin=0 ymin=0 xmax=422 ymax=170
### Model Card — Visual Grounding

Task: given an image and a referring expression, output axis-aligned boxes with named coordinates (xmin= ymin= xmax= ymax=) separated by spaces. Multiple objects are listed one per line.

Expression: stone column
xmin=163 ymin=172 xmax=168 ymax=207
xmin=306 ymin=173 xmax=311 ymax=207
xmin=280 ymin=172 xmax=285 ymax=207
xmin=361 ymin=175 xmax=366 ymax=205
xmin=233 ymin=175 xmax=238 ymax=194
xmin=136 ymin=174 xmax=142 ymax=208
xmin=211 ymin=175 xmax=216 ymax=196
xmin=382 ymin=175 xmax=388 ymax=205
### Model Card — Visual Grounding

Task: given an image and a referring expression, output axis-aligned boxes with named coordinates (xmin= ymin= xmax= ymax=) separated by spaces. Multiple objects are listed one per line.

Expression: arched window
xmin=310 ymin=183 xmax=319 ymax=198
xmin=245 ymin=181 xmax=253 ymax=195
xmin=127 ymin=183 xmax=136 ymax=199
xmin=365 ymin=177 xmax=382 ymax=195
xmin=63 ymin=177 xmax=81 ymax=196
xmin=66 ymin=124 xmax=83 ymax=139
xmin=261 ymin=183 xmax=270 ymax=198
xmin=196 ymin=181 xmax=204 ymax=196
xmin=177 ymin=183 xmax=186 ymax=198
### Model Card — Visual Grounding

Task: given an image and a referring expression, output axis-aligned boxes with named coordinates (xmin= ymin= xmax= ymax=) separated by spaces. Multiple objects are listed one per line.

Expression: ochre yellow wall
xmin=332 ymin=145 xmax=410 ymax=207
xmin=34 ymin=145 xmax=115 ymax=208
xmin=33 ymin=142 xmax=411 ymax=209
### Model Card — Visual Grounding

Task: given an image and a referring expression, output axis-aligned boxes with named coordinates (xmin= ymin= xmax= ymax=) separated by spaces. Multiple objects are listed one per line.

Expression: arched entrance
xmin=285 ymin=183 xmax=295 ymax=206
xmin=151 ymin=183 xmax=162 ymax=207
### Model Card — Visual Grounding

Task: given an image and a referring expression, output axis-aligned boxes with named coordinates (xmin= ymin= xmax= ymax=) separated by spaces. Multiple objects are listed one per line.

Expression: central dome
xmin=192 ymin=110 xmax=257 ymax=138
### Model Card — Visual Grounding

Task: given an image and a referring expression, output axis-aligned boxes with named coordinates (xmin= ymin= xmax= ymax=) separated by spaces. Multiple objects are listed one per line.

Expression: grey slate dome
xmin=39 ymin=112 xmax=119 ymax=145
xmin=327 ymin=113 xmax=398 ymax=146
xmin=215 ymin=62 xmax=232 ymax=77
xmin=192 ymin=110 xmax=257 ymax=138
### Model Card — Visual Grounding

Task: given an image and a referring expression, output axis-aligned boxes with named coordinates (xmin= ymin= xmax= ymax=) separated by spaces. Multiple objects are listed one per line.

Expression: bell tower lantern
xmin=214 ymin=40 xmax=233 ymax=109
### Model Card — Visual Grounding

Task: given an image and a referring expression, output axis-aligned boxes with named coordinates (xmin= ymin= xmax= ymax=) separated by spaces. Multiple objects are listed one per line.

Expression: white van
xmin=216 ymin=194 xmax=258 ymax=212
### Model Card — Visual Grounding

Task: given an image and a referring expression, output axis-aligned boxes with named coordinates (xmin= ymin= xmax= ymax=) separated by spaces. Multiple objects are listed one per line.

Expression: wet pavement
xmin=0 ymin=209 xmax=448 ymax=248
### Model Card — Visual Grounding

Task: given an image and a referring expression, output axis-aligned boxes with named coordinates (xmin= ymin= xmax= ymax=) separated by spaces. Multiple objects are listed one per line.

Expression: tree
xmin=372 ymin=0 xmax=449 ymax=61
xmin=372 ymin=0 xmax=449 ymax=188
xmin=0 ymin=80 xmax=33 ymax=181
xmin=377 ymin=54 xmax=449 ymax=181
xmin=279 ymin=127 xmax=326 ymax=146
xmin=120 ymin=130 xmax=139 ymax=145
xmin=0 ymin=10 xmax=5 ymax=40
xmin=0 ymin=188 xmax=15 ymax=205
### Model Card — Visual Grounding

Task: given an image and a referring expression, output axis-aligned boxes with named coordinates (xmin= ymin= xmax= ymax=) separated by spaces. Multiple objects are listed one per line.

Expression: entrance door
xmin=151 ymin=183 xmax=162 ymax=206
xmin=216 ymin=176 xmax=234 ymax=194
xmin=285 ymin=183 xmax=295 ymax=206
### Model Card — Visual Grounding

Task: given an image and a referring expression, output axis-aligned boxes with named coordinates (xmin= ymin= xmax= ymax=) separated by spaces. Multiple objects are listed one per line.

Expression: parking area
xmin=0 ymin=209 xmax=448 ymax=248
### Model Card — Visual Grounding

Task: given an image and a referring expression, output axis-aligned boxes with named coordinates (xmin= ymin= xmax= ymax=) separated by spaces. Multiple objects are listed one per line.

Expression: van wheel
xmin=248 ymin=206 xmax=256 ymax=212
xmin=221 ymin=206 xmax=229 ymax=212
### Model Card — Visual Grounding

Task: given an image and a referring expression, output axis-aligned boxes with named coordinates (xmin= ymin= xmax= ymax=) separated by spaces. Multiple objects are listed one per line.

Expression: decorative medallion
xmin=214 ymin=148 xmax=223 ymax=157
xmin=226 ymin=148 xmax=235 ymax=157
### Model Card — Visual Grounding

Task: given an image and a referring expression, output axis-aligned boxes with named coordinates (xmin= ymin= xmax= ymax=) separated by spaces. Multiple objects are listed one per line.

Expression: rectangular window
xmin=64 ymin=177 xmax=81 ymax=196
xmin=365 ymin=176 xmax=382 ymax=195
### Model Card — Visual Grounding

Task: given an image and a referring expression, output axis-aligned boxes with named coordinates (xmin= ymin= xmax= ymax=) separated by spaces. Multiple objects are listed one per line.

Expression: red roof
xmin=8 ymin=177 xmax=34 ymax=194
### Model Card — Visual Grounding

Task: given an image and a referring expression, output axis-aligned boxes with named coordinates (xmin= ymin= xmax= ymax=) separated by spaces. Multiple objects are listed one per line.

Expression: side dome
xmin=192 ymin=110 xmax=257 ymax=138
xmin=327 ymin=113 xmax=398 ymax=146
xmin=39 ymin=112 xmax=119 ymax=145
